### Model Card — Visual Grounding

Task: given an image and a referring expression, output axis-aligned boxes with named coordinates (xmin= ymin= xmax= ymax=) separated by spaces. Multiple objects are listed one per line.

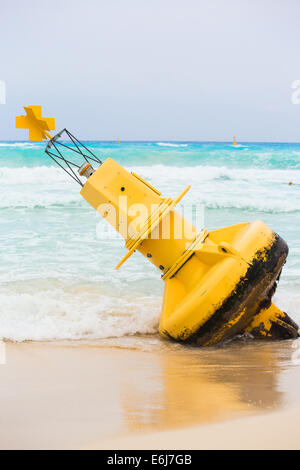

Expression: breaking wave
xmin=0 ymin=165 xmax=299 ymax=213
xmin=0 ymin=283 xmax=298 ymax=342
xmin=0 ymin=142 xmax=41 ymax=148
xmin=156 ymin=142 xmax=188 ymax=147
xmin=0 ymin=284 xmax=161 ymax=342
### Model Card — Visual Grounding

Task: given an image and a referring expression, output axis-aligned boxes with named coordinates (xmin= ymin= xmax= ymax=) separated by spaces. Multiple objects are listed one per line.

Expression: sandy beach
xmin=86 ymin=408 xmax=300 ymax=450
xmin=0 ymin=338 xmax=299 ymax=450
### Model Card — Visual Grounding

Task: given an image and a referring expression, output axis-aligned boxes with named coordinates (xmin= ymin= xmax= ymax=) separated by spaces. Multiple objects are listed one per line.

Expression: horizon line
xmin=1 ymin=139 xmax=300 ymax=144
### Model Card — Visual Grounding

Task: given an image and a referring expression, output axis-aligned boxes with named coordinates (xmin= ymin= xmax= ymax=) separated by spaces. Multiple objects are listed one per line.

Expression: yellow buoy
xmin=233 ymin=136 xmax=237 ymax=146
xmin=15 ymin=106 xmax=299 ymax=346
xmin=80 ymin=158 xmax=298 ymax=345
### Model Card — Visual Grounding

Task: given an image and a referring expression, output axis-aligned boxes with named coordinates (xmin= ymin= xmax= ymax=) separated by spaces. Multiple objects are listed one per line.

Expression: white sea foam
xmin=133 ymin=164 xmax=300 ymax=185
xmin=0 ymin=284 xmax=298 ymax=342
xmin=0 ymin=166 xmax=73 ymax=185
xmin=1 ymin=164 xmax=299 ymax=186
xmin=0 ymin=165 xmax=299 ymax=212
xmin=0 ymin=286 xmax=161 ymax=342
xmin=156 ymin=142 xmax=188 ymax=147
xmin=0 ymin=142 xmax=40 ymax=148
xmin=0 ymin=166 xmax=79 ymax=208
xmin=133 ymin=165 xmax=300 ymax=213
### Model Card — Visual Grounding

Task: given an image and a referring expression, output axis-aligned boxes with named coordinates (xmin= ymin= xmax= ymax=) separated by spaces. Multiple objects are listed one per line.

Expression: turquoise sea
xmin=0 ymin=141 xmax=299 ymax=341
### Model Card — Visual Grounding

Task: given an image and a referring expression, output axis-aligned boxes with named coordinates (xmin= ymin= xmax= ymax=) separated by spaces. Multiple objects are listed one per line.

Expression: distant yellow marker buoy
xmin=233 ymin=136 xmax=237 ymax=146
xmin=117 ymin=137 xmax=120 ymax=145
xmin=289 ymin=182 xmax=293 ymax=186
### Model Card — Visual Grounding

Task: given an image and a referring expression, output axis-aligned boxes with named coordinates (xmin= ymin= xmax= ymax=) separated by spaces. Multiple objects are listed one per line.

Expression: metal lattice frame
xmin=45 ymin=129 xmax=102 ymax=186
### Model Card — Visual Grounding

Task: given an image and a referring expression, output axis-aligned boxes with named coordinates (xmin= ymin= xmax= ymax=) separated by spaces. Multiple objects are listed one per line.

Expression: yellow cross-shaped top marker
xmin=16 ymin=105 xmax=55 ymax=141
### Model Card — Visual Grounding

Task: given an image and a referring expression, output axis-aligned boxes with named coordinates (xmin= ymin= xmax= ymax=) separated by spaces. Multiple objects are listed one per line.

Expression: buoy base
xmin=247 ymin=303 xmax=299 ymax=340
xmin=159 ymin=221 xmax=299 ymax=346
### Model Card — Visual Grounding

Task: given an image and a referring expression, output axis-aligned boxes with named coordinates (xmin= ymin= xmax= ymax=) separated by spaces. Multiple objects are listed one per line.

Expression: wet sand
xmin=0 ymin=337 xmax=300 ymax=449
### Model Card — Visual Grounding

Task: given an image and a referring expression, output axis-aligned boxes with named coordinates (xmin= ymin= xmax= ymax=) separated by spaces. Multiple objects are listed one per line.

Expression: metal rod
xmin=66 ymin=130 xmax=101 ymax=161
xmin=52 ymin=141 xmax=82 ymax=185
xmin=46 ymin=150 xmax=83 ymax=186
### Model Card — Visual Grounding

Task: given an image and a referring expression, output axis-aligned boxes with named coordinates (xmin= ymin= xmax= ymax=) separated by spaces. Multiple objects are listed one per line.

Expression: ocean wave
xmin=0 ymin=166 xmax=73 ymax=185
xmin=0 ymin=166 xmax=79 ymax=208
xmin=199 ymin=201 xmax=300 ymax=213
xmin=0 ymin=196 xmax=83 ymax=210
xmin=0 ymin=165 xmax=299 ymax=212
xmin=0 ymin=283 xmax=298 ymax=342
xmin=132 ymin=165 xmax=300 ymax=213
xmin=0 ymin=142 xmax=41 ymax=148
xmin=0 ymin=286 xmax=161 ymax=342
xmin=132 ymin=164 xmax=300 ymax=184
xmin=2 ymin=164 xmax=300 ymax=185
xmin=156 ymin=142 xmax=188 ymax=147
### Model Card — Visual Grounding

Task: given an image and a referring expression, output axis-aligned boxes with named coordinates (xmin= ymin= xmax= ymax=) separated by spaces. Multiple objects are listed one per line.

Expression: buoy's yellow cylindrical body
xmin=80 ymin=158 xmax=298 ymax=346
xmin=81 ymin=158 xmax=195 ymax=272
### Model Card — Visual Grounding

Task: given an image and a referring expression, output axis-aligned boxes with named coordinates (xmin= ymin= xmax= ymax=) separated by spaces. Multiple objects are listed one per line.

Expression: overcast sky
xmin=0 ymin=0 xmax=300 ymax=141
